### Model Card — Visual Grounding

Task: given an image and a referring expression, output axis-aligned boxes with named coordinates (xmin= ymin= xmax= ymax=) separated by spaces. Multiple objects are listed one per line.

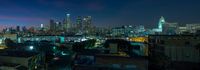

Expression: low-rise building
xmin=0 ymin=50 xmax=44 ymax=70
xmin=148 ymin=35 xmax=200 ymax=70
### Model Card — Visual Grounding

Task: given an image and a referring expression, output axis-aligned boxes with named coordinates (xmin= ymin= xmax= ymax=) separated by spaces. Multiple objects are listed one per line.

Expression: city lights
xmin=81 ymin=38 xmax=87 ymax=41
xmin=0 ymin=0 xmax=199 ymax=70
xmin=129 ymin=37 xmax=148 ymax=42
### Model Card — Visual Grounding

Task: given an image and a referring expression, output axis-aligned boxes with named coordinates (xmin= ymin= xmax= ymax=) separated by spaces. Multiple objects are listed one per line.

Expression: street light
xmin=29 ymin=46 xmax=34 ymax=50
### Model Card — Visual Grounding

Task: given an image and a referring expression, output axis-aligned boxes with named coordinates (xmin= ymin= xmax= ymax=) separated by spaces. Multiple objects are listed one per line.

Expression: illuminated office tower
xmin=64 ymin=14 xmax=71 ymax=31
xmin=76 ymin=16 xmax=82 ymax=29
xmin=76 ymin=16 xmax=83 ymax=32
xmin=55 ymin=21 xmax=62 ymax=31
xmin=83 ymin=16 xmax=92 ymax=34
xmin=41 ymin=24 xmax=44 ymax=28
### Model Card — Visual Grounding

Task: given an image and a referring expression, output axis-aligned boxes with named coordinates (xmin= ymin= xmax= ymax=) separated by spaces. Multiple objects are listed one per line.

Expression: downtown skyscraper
xmin=63 ymin=14 xmax=71 ymax=32
xmin=76 ymin=16 xmax=83 ymax=33
xmin=82 ymin=16 xmax=92 ymax=34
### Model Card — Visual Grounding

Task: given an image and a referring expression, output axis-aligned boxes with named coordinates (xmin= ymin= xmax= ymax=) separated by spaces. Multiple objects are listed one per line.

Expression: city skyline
xmin=0 ymin=0 xmax=200 ymax=30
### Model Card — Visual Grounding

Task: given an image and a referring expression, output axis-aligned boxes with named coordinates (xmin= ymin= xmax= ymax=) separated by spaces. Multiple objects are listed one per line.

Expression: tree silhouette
xmin=4 ymin=38 xmax=16 ymax=49
xmin=195 ymin=43 xmax=200 ymax=58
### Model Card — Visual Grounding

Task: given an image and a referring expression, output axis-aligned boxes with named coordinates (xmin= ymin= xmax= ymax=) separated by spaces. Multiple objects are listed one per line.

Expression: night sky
xmin=0 ymin=0 xmax=200 ymax=30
